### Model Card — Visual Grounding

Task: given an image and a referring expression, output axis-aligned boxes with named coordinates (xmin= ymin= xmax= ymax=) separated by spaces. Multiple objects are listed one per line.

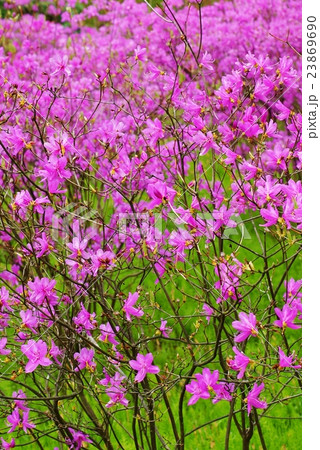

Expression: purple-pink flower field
xmin=0 ymin=0 xmax=301 ymax=448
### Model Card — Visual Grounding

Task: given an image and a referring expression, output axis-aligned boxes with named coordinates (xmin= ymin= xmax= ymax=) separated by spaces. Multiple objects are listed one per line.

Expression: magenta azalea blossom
xmin=144 ymin=118 xmax=164 ymax=147
xmin=50 ymin=55 xmax=71 ymax=77
xmin=284 ymin=278 xmax=302 ymax=302
xmin=0 ymin=337 xmax=11 ymax=355
xmin=278 ymin=347 xmax=301 ymax=369
xmin=21 ymin=340 xmax=52 ymax=373
xmin=38 ymin=155 xmax=72 ymax=193
xmin=73 ymin=303 xmax=97 ymax=333
xmin=67 ymin=237 xmax=90 ymax=260
xmin=91 ymin=250 xmax=116 ymax=275
xmin=99 ymin=322 xmax=120 ymax=345
xmin=186 ymin=368 xmax=220 ymax=405
xmin=34 ymin=232 xmax=52 ymax=258
xmin=105 ymin=385 xmax=129 ymax=408
xmin=7 ymin=408 xmax=35 ymax=433
xmin=67 ymin=428 xmax=92 ymax=450
xmin=49 ymin=340 xmax=63 ymax=365
xmin=0 ymin=287 xmax=13 ymax=312
xmin=213 ymin=383 xmax=235 ymax=404
xmin=159 ymin=319 xmax=172 ymax=338
xmin=20 ymin=310 xmax=38 ymax=334
xmin=274 ymin=304 xmax=301 ymax=330
xmin=12 ymin=390 xmax=28 ymax=411
xmin=195 ymin=368 xmax=219 ymax=390
xmin=228 ymin=346 xmax=250 ymax=379
xmin=74 ymin=348 xmax=96 ymax=372
xmin=260 ymin=205 xmax=279 ymax=227
xmin=129 ymin=353 xmax=160 ymax=382
xmin=0 ymin=437 xmax=15 ymax=449
xmin=123 ymin=292 xmax=144 ymax=321
xmin=185 ymin=379 xmax=211 ymax=405
xmin=147 ymin=181 xmax=176 ymax=209
xmin=245 ymin=383 xmax=267 ymax=415
xmin=212 ymin=205 xmax=237 ymax=232
xmin=27 ymin=277 xmax=58 ymax=306
xmin=203 ymin=303 xmax=214 ymax=323
xmin=232 ymin=312 xmax=259 ymax=342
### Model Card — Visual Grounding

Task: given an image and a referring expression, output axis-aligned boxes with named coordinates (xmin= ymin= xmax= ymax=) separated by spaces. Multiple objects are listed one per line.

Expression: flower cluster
xmin=0 ymin=0 xmax=301 ymax=447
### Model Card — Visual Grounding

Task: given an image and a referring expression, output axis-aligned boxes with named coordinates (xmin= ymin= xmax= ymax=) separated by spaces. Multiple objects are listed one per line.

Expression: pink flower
xmin=74 ymin=348 xmax=96 ymax=372
xmin=200 ymin=51 xmax=215 ymax=71
xmin=147 ymin=181 xmax=176 ymax=209
xmin=264 ymin=119 xmax=277 ymax=137
xmin=260 ymin=205 xmax=279 ymax=227
xmin=49 ymin=340 xmax=63 ymax=365
xmin=274 ymin=304 xmax=301 ymax=330
xmin=228 ymin=346 xmax=250 ymax=379
xmin=147 ymin=63 xmax=165 ymax=81
xmin=110 ymin=372 xmax=126 ymax=386
xmin=50 ymin=55 xmax=71 ymax=77
xmin=11 ymin=190 xmax=32 ymax=217
xmin=99 ymin=323 xmax=119 ymax=346
xmin=240 ymin=161 xmax=260 ymax=181
xmin=245 ymin=383 xmax=267 ymax=415
xmin=99 ymin=369 xmax=111 ymax=387
xmin=212 ymin=205 xmax=237 ymax=232
xmin=0 ymin=337 xmax=11 ymax=355
xmin=1 ymin=437 xmax=15 ymax=449
xmin=224 ymin=147 xmax=240 ymax=165
xmin=282 ymin=198 xmax=301 ymax=229
xmin=144 ymin=118 xmax=164 ymax=147
xmin=104 ymin=119 xmax=125 ymax=146
xmin=34 ymin=232 xmax=52 ymax=258
xmin=256 ymin=176 xmax=282 ymax=205
xmin=123 ymin=292 xmax=144 ymax=322
xmin=159 ymin=319 xmax=172 ymax=338
xmin=73 ymin=303 xmax=97 ymax=333
xmin=38 ymin=155 xmax=72 ymax=193
xmin=212 ymin=382 xmax=235 ymax=403
xmin=21 ymin=340 xmax=52 ymax=373
xmin=7 ymin=408 xmax=35 ymax=433
xmin=31 ymin=196 xmax=50 ymax=214
xmin=194 ymin=130 xmax=218 ymax=156
xmin=275 ymin=101 xmax=291 ymax=121
xmin=134 ymin=45 xmax=146 ymax=61
xmin=284 ymin=278 xmax=302 ymax=303
xmin=20 ymin=310 xmax=38 ymax=334
xmin=0 ymin=287 xmax=13 ymax=312
xmin=237 ymin=107 xmax=263 ymax=138
xmin=11 ymin=191 xmax=48 ymax=218
xmin=232 ymin=312 xmax=259 ymax=342
xmin=1 ymin=126 xmax=28 ymax=156
xmin=186 ymin=379 xmax=210 ymax=405
xmin=105 ymin=385 xmax=129 ymax=408
xmin=91 ymin=249 xmax=116 ymax=275
xmin=129 ymin=353 xmax=160 ymax=382
xmin=195 ymin=368 xmax=219 ymax=390
xmin=67 ymin=428 xmax=92 ymax=450
xmin=278 ymin=347 xmax=301 ymax=369
xmin=27 ymin=277 xmax=58 ymax=306
xmin=12 ymin=390 xmax=28 ymax=411
xmin=168 ymin=229 xmax=194 ymax=262
xmin=44 ymin=133 xmax=74 ymax=157
xmin=203 ymin=303 xmax=214 ymax=323
xmin=67 ymin=237 xmax=90 ymax=260
xmin=186 ymin=368 xmax=220 ymax=405
xmin=265 ymin=145 xmax=290 ymax=172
